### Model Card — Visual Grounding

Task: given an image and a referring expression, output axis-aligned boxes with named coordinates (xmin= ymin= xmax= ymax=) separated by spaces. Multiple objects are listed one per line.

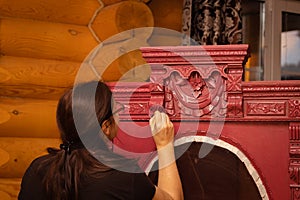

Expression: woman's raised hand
xmin=149 ymin=111 xmax=174 ymax=150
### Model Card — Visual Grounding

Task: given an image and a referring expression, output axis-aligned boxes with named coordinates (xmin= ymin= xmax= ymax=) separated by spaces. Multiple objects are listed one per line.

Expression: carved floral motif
xmin=246 ymin=102 xmax=285 ymax=116
xmin=128 ymin=103 xmax=149 ymax=115
xmin=164 ymin=70 xmax=226 ymax=118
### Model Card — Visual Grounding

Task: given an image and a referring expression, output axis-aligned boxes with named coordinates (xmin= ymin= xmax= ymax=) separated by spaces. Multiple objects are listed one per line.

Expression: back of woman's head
xmin=56 ymin=81 xmax=113 ymax=148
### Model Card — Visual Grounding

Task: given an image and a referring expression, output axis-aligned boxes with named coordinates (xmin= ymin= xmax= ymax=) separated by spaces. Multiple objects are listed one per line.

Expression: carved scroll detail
xmin=227 ymin=94 xmax=242 ymax=117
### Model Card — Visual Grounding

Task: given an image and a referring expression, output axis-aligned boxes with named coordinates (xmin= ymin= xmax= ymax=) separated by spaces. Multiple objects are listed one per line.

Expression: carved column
xmin=182 ymin=0 xmax=242 ymax=45
xmin=226 ymin=65 xmax=243 ymax=118
xmin=290 ymin=122 xmax=300 ymax=200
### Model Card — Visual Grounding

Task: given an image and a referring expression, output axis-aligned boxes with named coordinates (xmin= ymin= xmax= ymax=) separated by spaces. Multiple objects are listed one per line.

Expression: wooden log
xmin=0 ymin=0 xmax=102 ymax=25
xmin=148 ymin=0 xmax=184 ymax=32
xmin=0 ymin=178 xmax=21 ymax=200
xmin=91 ymin=1 xmax=154 ymax=42
xmin=0 ymin=18 xmax=98 ymax=62
xmin=0 ymin=137 xmax=60 ymax=178
xmin=0 ymin=97 xmax=59 ymax=138
xmin=0 ymin=52 xmax=147 ymax=99
xmin=0 ymin=56 xmax=81 ymax=99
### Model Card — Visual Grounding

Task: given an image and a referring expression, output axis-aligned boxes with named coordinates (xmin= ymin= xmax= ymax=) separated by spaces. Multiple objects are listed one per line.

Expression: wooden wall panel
xmin=0 ymin=97 xmax=59 ymax=138
xmin=0 ymin=178 xmax=21 ymax=200
xmin=0 ymin=137 xmax=60 ymax=178
xmin=0 ymin=0 xmax=102 ymax=25
xmin=0 ymin=56 xmax=81 ymax=99
xmin=0 ymin=18 xmax=98 ymax=62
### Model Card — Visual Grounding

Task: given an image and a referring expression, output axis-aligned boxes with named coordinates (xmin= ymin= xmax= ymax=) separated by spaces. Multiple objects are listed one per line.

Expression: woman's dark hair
xmin=38 ymin=81 xmax=133 ymax=200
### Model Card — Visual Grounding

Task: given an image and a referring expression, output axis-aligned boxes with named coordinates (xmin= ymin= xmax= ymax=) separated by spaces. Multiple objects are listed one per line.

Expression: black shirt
xmin=18 ymin=155 xmax=156 ymax=200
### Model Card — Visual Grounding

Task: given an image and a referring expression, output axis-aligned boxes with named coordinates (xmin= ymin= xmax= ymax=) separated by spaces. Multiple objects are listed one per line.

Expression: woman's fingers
xmin=149 ymin=111 xmax=175 ymax=148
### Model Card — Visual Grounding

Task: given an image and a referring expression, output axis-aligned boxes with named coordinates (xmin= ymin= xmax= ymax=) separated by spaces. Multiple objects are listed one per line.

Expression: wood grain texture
xmin=0 ymin=56 xmax=81 ymax=99
xmin=0 ymin=18 xmax=98 ymax=62
xmin=0 ymin=0 xmax=102 ymax=25
xmin=0 ymin=137 xmax=60 ymax=178
xmin=0 ymin=178 xmax=21 ymax=200
xmin=91 ymin=1 xmax=154 ymax=41
xmin=0 ymin=148 xmax=9 ymax=167
xmin=0 ymin=97 xmax=59 ymax=138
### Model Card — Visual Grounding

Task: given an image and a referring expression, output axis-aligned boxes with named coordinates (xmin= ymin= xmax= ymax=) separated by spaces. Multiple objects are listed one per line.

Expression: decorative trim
xmin=242 ymin=81 xmax=300 ymax=95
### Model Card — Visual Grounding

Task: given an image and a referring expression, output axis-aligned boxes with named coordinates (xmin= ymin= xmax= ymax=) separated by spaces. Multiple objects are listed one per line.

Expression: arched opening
xmin=148 ymin=140 xmax=264 ymax=200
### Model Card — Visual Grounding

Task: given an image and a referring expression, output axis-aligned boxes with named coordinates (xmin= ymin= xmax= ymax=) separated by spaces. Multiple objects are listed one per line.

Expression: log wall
xmin=0 ymin=0 xmax=183 ymax=198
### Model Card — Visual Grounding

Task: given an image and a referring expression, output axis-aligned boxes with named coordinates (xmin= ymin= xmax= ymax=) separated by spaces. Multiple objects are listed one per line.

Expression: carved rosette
xmin=227 ymin=73 xmax=242 ymax=92
xmin=289 ymin=122 xmax=300 ymax=200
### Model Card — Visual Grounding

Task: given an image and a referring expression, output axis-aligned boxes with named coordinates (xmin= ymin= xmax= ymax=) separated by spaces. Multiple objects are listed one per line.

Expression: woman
xmin=18 ymin=81 xmax=183 ymax=200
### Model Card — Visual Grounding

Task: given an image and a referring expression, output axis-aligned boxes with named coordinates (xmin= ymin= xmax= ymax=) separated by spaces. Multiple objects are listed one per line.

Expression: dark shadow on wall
xmin=148 ymin=142 xmax=262 ymax=200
